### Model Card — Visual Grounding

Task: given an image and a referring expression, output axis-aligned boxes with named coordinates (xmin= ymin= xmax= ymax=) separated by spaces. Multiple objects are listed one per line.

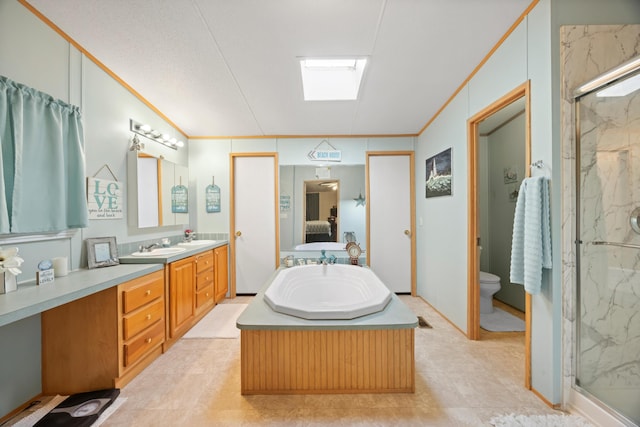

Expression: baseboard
xmin=568 ymin=388 xmax=629 ymax=427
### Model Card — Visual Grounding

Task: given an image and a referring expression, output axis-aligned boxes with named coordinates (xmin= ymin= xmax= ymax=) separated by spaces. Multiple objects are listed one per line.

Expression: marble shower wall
xmin=560 ymin=24 xmax=640 ymax=406
xmin=576 ymin=86 xmax=640 ymax=389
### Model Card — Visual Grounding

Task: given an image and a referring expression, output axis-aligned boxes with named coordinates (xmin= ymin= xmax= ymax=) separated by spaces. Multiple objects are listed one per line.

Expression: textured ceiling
xmin=26 ymin=0 xmax=532 ymax=138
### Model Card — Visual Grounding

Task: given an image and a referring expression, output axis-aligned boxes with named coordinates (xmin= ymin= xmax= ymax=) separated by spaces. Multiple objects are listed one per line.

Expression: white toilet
xmin=479 ymin=271 xmax=501 ymax=314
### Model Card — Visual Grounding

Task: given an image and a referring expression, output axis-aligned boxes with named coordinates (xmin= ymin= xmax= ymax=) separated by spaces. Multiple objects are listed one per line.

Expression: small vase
xmin=0 ymin=271 xmax=17 ymax=294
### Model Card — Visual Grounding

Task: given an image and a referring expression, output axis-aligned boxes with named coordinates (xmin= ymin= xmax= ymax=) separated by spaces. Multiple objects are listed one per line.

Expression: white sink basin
xmin=130 ymin=247 xmax=187 ymax=257
xmin=177 ymin=240 xmax=218 ymax=246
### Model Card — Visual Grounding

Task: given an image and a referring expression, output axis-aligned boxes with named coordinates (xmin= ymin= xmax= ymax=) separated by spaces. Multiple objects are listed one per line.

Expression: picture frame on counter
xmin=86 ymin=236 xmax=120 ymax=269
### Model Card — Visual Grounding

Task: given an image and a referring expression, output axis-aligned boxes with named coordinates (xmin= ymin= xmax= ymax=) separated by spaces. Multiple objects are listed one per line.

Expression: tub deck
xmin=237 ymin=267 xmax=418 ymax=395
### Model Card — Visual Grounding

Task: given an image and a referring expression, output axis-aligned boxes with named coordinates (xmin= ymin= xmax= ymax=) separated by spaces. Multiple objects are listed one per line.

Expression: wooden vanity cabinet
xmin=168 ymin=256 xmax=196 ymax=339
xmin=195 ymin=250 xmax=215 ymax=315
xmin=41 ymin=270 xmax=165 ymax=395
xmin=167 ymin=249 xmax=217 ymax=347
xmin=214 ymin=244 xmax=228 ymax=303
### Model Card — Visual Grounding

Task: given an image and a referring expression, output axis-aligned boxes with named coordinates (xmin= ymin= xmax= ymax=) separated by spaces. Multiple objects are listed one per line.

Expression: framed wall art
xmin=86 ymin=236 xmax=120 ymax=268
xmin=425 ymin=148 xmax=452 ymax=198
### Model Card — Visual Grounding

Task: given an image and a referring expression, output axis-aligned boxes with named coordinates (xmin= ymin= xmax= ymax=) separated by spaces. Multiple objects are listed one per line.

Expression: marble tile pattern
xmin=560 ymin=25 xmax=640 ymax=402
xmin=97 ymin=297 xmax=562 ymax=426
xmin=576 ymin=88 xmax=640 ymax=389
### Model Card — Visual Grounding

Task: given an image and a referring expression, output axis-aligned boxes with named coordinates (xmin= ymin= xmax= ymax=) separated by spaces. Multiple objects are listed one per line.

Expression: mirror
xmin=128 ymin=151 xmax=189 ymax=228
xmin=303 ymin=179 xmax=338 ymax=245
xmin=279 ymin=165 xmax=366 ymax=251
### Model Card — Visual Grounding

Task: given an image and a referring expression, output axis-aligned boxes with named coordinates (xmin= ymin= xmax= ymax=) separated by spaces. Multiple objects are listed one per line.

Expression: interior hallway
xmin=103 ymin=296 xmax=559 ymax=426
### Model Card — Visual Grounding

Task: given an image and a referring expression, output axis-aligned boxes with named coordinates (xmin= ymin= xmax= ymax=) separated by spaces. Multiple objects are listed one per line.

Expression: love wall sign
xmin=87 ymin=177 xmax=123 ymax=219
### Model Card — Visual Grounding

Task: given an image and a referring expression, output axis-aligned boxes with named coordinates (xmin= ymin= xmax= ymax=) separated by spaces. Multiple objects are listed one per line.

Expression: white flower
xmin=0 ymin=247 xmax=24 ymax=276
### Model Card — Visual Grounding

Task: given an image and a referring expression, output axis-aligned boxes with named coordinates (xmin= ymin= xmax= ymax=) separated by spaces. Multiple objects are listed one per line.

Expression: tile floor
xmin=103 ymin=296 xmax=563 ymax=426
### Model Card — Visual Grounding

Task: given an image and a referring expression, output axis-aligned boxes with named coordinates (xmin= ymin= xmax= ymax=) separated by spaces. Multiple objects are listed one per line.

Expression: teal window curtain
xmin=0 ymin=75 xmax=88 ymax=233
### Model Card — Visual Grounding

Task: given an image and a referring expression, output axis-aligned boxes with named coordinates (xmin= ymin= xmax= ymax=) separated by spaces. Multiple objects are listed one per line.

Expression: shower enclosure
xmin=574 ymin=56 xmax=640 ymax=425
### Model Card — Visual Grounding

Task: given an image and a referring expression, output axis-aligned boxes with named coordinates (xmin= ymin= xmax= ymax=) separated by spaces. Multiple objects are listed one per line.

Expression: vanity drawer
xmin=196 ymin=269 xmax=214 ymax=292
xmin=123 ymin=319 xmax=165 ymax=367
xmin=194 ymin=251 xmax=214 ymax=274
xmin=122 ymin=271 xmax=164 ymax=314
xmin=122 ymin=298 xmax=164 ymax=341
xmin=196 ymin=284 xmax=214 ymax=311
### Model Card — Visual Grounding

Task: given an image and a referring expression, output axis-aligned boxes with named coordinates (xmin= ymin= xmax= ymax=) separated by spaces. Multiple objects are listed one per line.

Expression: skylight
xmin=300 ymin=58 xmax=367 ymax=101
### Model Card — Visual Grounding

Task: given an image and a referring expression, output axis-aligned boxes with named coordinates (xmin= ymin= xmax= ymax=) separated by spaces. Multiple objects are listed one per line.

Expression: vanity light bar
xmin=129 ymin=119 xmax=185 ymax=150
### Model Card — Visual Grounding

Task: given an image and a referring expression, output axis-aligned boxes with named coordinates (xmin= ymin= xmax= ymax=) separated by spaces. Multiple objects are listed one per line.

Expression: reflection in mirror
xmin=280 ymin=165 xmax=366 ymax=251
xmin=137 ymin=154 xmax=160 ymax=228
xmin=128 ymin=151 xmax=189 ymax=229
xmin=303 ymin=180 xmax=338 ymax=244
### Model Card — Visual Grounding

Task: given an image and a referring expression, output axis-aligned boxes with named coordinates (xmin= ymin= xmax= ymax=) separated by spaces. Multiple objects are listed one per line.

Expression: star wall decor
xmin=354 ymin=192 xmax=366 ymax=207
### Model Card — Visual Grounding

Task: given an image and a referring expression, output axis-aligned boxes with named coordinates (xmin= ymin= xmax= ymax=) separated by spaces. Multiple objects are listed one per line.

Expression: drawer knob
xmin=206 ymin=293 xmax=209 ymax=297
xmin=146 ymin=338 xmax=152 ymax=344
xmin=145 ymin=290 xmax=151 ymax=296
xmin=146 ymin=314 xmax=152 ymax=320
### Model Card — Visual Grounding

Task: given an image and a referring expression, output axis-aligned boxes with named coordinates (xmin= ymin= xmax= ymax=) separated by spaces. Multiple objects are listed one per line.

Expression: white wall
xmin=415 ymin=0 xmax=640 ymax=406
xmin=189 ymin=136 xmax=412 ymax=252
xmin=416 ymin=2 xmax=558 ymax=402
xmin=0 ymin=0 xmax=190 ymax=415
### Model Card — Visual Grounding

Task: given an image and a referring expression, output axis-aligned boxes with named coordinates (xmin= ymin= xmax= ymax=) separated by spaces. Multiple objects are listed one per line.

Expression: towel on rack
xmin=509 ymin=176 xmax=552 ymax=294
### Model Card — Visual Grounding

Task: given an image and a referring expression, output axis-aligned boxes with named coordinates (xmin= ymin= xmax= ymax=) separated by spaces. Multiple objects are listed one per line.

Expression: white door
xmin=231 ymin=153 xmax=279 ymax=294
xmin=367 ymin=152 xmax=415 ymax=294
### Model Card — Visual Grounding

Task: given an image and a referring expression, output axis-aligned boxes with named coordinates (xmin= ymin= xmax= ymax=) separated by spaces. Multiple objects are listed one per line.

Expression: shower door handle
xmin=592 ymin=241 xmax=640 ymax=250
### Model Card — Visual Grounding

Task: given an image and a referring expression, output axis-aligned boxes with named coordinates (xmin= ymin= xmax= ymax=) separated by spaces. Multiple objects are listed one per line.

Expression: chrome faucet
xmin=184 ymin=229 xmax=195 ymax=242
xmin=139 ymin=242 xmax=160 ymax=252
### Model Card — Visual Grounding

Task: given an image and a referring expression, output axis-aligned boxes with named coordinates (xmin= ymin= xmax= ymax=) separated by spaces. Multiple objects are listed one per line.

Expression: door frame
xmin=467 ymin=81 xmax=531 ymax=388
xmin=366 ymin=151 xmax=416 ymax=296
xmin=229 ymin=152 xmax=279 ymax=297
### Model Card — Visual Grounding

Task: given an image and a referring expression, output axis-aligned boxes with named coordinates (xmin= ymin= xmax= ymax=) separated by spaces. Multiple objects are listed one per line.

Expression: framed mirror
xmin=128 ymin=151 xmax=189 ymax=228
xmin=279 ymin=164 xmax=366 ymax=252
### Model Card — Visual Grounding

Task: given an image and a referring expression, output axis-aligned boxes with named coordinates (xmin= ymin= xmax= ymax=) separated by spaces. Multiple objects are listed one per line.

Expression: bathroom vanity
xmin=41 ymin=269 xmax=166 ymax=394
xmin=119 ymin=241 xmax=229 ymax=348
xmin=0 ymin=241 xmax=230 ymax=397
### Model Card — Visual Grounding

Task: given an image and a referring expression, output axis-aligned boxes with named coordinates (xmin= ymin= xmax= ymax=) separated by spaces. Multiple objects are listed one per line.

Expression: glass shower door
xmin=575 ymin=63 xmax=640 ymax=425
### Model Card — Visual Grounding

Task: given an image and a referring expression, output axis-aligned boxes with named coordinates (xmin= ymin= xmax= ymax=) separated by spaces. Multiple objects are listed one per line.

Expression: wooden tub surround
xmin=237 ymin=268 xmax=418 ymax=395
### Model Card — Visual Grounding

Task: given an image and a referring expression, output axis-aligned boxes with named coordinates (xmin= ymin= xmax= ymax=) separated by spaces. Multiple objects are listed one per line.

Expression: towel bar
xmin=591 ymin=241 xmax=640 ymax=250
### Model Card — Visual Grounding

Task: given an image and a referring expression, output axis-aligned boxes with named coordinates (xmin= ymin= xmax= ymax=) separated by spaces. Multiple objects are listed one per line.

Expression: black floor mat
xmin=33 ymin=388 xmax=119 ymax=427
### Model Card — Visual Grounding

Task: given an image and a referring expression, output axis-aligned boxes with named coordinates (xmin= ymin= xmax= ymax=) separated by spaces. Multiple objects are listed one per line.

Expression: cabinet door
xmin=214 ymin=245 xmax=229 ymax=303
xmin=169 ymin=257 xmax=195 ymax=338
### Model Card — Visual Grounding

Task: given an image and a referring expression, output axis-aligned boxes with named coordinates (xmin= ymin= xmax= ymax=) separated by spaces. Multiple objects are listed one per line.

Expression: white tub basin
xmin=264 ymin=264 xmax=392 ymax=320
xmin=177 ymin=240 xmax=218 ymax=246
xmin=130 ymin=247 xmax=186 ymax=257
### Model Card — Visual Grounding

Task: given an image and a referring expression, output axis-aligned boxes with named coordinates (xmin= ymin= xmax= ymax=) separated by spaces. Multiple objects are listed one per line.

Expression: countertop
xmin=237 ymin=267 xmax=418 ymax=331
xmin=0 ymin=263 xmax=164 ymax=328
xmin=118 ymin=240 xmax=228 ymax=264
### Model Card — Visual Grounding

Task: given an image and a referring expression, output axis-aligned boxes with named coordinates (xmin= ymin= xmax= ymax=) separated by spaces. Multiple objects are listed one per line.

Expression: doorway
xmin=229 ymin=153 xmax=279 ymax=295
xmin=366 ymin=151 xmax=416 ymax=295
xmin=467 ymin=81 xmax=531 ymax=387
